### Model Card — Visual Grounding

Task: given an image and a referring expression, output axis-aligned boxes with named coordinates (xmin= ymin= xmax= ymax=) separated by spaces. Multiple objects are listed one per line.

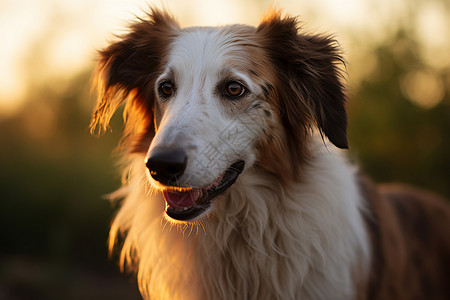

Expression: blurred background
xmin=0 ymin=0 xmax=449 ymax=299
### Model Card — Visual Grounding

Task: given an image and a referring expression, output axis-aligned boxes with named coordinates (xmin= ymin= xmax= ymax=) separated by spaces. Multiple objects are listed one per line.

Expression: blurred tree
xmin=348 ymin=29 xmax=450 ymax=198
xmin=0 ymin=71 xmax=141 ymax=300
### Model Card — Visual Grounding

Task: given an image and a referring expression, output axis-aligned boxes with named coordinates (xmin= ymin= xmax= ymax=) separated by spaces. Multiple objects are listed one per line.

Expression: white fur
xmin=110 ymin=139 xmax=370 ymax=299
xmin=108 ymin=26 xmax=370 ymax=299
xmin=148 ymin=27 xmax=268 ymax=190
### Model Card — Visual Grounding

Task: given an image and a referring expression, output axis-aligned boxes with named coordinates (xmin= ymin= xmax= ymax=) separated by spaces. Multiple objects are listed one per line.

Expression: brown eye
xmin=159 ymin=82 xmax=174 ymax=97
xmin=226 ymin=81 xmax=245 ymax=97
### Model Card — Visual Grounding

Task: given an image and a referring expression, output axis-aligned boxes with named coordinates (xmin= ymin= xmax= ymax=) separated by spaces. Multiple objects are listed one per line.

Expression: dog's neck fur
xmin=111 ymin=139 xmax=370 ymax=300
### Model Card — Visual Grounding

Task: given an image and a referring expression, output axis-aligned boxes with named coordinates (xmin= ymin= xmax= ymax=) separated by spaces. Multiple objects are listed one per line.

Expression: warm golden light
xmin=401 ymin=70 xmax=445 ymax=109
xmin=1 ymin=0 xmax=449 ymax=118
xmin=415 ymin=1 xmax=450 ymax=70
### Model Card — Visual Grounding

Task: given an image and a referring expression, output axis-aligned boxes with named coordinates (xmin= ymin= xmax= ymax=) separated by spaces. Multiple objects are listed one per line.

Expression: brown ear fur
xmin=90 ymin=8 xmax=178 ymax=152
xmin=257 ymin=11 xmax=348 ymax=149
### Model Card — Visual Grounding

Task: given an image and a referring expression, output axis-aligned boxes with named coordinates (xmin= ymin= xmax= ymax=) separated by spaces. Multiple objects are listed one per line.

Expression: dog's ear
xmin=257 ymin=11 xmax=348 ymax=149
xmin=90 ymin=8 xmax=178 ymax=137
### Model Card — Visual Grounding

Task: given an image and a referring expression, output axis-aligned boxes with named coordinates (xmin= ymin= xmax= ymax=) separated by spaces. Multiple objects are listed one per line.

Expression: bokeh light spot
xmin=401 ymin=70 xmax=444 ymax=109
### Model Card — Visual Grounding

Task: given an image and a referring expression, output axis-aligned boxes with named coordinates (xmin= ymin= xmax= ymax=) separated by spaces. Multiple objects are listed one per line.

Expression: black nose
xmin=146 ymin=149 xmax=187 ymax=185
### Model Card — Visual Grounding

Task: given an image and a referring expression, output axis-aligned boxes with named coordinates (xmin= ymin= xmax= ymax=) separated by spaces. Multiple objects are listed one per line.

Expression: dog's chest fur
xmin=114 ymin=140 xmax=370 ymax=300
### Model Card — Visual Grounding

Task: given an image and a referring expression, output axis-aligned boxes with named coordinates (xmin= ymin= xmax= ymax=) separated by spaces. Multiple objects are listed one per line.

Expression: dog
xmin=90 ymin=8 xmax=450 ymax=300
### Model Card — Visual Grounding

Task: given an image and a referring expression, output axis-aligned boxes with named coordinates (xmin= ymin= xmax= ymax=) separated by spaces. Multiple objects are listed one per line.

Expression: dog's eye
xmin=226 ymin=81 xmax=246 ymax=98
xmin=159 ymin=82 xmax=174 ymax=97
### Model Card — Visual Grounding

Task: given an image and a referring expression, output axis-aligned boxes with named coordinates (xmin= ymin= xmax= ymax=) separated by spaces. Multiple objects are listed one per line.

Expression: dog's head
xmin=91 ymin=8 xmax=347 ymax=221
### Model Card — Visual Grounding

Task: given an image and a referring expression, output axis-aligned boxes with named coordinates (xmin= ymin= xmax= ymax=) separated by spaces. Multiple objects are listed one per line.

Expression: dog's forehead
xmin=167 ymin=26 xmax=257 ymax=76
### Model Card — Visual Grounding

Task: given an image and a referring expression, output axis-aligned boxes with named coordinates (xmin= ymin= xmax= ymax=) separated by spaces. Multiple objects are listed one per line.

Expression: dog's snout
xmin=146 ymin=149 xmax=187 ymax=185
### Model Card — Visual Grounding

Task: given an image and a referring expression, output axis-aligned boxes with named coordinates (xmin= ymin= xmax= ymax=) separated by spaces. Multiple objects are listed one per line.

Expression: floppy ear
xmin=90 ymin=8 xmax=179 ymax=139
xmin=257 ymin=11 xmax=348 ymax=149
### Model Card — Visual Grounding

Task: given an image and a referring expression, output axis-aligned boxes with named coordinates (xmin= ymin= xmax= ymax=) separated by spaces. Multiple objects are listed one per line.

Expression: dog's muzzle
xmin=146 ymin=150 xmax=245 ymax=221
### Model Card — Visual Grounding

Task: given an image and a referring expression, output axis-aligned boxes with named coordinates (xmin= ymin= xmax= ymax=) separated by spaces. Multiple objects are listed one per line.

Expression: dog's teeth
xmin=172 ymin=206 xmax=192 ymax=212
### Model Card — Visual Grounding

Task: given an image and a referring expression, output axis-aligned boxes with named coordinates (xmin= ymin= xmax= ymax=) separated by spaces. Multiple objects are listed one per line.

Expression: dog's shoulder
xmin=358 ymin=174 xmax=450 ymax=300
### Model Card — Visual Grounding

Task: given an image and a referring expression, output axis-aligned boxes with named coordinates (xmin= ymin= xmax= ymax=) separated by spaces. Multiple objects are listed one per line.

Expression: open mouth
xmin=163 ymin=160 xmax=245 ymax=221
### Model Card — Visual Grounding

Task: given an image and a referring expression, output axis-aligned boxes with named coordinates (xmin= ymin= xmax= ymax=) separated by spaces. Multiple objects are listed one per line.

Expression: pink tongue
xmin=163 ymin=190 xmax=201 ymax=208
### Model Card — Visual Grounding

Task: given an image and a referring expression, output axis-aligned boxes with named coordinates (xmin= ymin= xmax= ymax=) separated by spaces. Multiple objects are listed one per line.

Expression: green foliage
xmin=0 ymin=71 xmax=140 ymax=299
xmin=348 ymin=30 xmax=450 ymax=198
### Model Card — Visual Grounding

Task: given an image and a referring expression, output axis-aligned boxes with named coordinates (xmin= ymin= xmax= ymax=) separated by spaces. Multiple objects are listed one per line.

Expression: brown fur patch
xmin=253 ymin=11 xmax=348 ymax=182
xmin=359 ymin=175 xmax=450 ymax=299
xmin=256 ymin=11 xmax=348 ymax=150
xmin=90 ymin=8 xmax=179 ymax=154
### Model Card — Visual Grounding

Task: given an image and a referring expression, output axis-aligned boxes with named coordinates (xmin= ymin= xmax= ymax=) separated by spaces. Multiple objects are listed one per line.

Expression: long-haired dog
xmin=90 ymin=8 xmax=450 ymax=300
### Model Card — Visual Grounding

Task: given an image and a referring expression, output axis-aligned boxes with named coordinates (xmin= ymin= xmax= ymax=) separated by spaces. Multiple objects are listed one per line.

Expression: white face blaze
xmin=146 ymin=27 xmax=271 ymax=190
